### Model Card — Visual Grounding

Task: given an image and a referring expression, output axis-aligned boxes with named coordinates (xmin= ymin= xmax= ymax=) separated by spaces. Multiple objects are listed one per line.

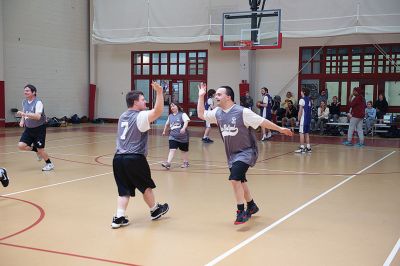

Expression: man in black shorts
xmin=111 ymin=81 xmax=169 ymax=229
xmin=197 ymin=83 xmax=293 ymax=225
xmin=17 ymin=84 xmax=54 ymax=171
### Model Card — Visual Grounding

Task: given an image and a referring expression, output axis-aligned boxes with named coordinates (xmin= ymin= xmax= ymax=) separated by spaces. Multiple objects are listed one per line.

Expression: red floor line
xmin=0 ymin=242 xmax=140 ymax=266
xmin=0 ymin=196 xmax=45 ymax=241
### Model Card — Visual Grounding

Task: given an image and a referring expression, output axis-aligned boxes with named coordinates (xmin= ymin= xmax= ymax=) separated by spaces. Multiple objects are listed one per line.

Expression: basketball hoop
xmin=239 ymin=40 xmax=254 ymax=50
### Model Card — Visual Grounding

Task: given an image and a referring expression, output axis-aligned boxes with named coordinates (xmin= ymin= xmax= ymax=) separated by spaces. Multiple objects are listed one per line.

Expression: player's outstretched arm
xmin=260 ymin=119 xmax=294 ymax=137
xmin=148 ymin=81 xmax=164 ymax=123
xmin=197 ymin=82 xmax=207 ymax=120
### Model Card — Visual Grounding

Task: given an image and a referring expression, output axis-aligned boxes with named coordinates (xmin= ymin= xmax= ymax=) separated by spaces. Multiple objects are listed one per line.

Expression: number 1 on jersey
xmin=120 ymin=121 xmax=129 ymax=140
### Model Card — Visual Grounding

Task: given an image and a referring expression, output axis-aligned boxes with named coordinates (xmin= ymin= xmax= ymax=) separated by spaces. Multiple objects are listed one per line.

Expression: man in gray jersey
xmin=198 ymin=83 xmax=293 ymax=225
xmin=111 ymin=81 xmax=169 ymax=229
xmin=17 ymin=84 xmax=54 ymax=171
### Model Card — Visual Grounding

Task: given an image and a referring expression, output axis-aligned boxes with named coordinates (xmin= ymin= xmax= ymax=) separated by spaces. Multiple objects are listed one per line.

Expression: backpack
xmin=47 ymin=117 xmax=61 ymax=127
xmin=71 ymin=114 xmax=81 ymax=124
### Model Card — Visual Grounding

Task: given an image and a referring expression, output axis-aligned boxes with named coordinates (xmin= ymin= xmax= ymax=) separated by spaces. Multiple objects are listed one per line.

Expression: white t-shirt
xmin=204 ymin=105 xmax=264 ymax=129
xmin=137 ymin=110 xmax=151 ymax=132
xmin=26 ymin=100 xmax=43 ymax=114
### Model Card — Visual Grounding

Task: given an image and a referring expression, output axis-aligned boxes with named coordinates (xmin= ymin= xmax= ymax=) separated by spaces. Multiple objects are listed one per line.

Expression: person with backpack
xmin=201 ymin=89 xmax=216 ymax=143
xmin=16 ymin=84 xmax=54 ymax=171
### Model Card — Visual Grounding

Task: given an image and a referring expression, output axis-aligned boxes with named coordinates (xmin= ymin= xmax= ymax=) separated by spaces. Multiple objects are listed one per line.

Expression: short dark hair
xmin=261 ymin=87 xmax=268 ymax=93
xmin=220 ymin=86 xmax=234 ymax=102
xmin=301 ymin=87 xmax=310 ymax=96
xmin=207 ymin=89 xmax=216 ymax=98
xmin=126 ymin=91 xmax=143 ymax=107
xmin=25 ymin=84 xmax=37 ymax=95
xmin=170 ymin=102 xmax=183 ymax=112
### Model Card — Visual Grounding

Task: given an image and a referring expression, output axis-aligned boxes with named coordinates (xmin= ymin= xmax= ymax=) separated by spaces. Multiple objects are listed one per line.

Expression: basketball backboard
xmin=221 ymin=9 xmax=282 ymax=50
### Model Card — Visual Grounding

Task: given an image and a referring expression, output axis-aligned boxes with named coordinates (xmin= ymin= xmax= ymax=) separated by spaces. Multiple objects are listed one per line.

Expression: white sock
xmin=116 ymin=209 xmax=125 ymax=218
xmin=150 ymin=203 xmax=158 ymax=212
xmin=300 ymin=145 xmax=305 ymax=149
xmin=306 ymin=144 xmax=311 ymax=149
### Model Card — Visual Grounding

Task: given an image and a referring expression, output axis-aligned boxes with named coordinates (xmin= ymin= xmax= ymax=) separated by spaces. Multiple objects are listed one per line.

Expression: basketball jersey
xmin=261 ymin=94 xmax=272 ymax=118
xmin=168 ymin=112 xmax=189 ymax=143
xmin=300 ymin=96 xmax=312 ymax=125
xmin=115 ymin=110 xmax=149 ymax=155
xmin=215 ymin=105 xmax=258 ymax=168
xmin=22 ymin=98 xmax=46 ymax=128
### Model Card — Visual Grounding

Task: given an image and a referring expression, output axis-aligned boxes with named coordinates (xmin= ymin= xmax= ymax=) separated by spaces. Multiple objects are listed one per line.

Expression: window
xmin=385 ymin=81 xmax=400 ymax=106
xmin=299 ymin=43 xmax=400 ymax=111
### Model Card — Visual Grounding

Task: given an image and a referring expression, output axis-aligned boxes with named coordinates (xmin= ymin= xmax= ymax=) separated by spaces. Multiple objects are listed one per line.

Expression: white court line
xmin=205 ymin=150 xmax=396 ymax=266
xmin=0 ymin=162 xmax=160 ymax=197
xmin=383 ymin=238 xmax=400 ymax=266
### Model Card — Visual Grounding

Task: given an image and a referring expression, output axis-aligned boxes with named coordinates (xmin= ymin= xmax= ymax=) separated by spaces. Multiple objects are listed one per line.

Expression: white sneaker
xmin=266 ymin=131 xmax=272 ymax=139
xmin=36 ymin=152 xmax=42 ymax=161
xmin=261 ymin=136 xmax=267 ymax=141
xmin=42 ymin=163 xmax=54 ymax=171
xmin=294 ymin=147 xmax=306 ymax=153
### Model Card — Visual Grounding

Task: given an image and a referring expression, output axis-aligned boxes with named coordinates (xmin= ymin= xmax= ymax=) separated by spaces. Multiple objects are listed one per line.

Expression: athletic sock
xmin=306 ymin=144 xmax=311 ymax=149
xmin=116 ymin=209 xmax=125 ymax=218
xmin=237 ymin=204 xmax=245 ymax=211
xmin=247 ymin=199 xmax=255 ymax=207
xmin=150 ymin=203 xmax=158 ymax=212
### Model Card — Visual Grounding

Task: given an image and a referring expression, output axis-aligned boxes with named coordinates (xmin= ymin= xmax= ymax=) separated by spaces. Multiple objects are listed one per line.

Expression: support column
xmin=89 ymin=0 xmax=97 ymax=121
xmin=0 ymin=0 xmax=5 ymax=127
xmin=239 ymin=49 xmax=256 ymax=106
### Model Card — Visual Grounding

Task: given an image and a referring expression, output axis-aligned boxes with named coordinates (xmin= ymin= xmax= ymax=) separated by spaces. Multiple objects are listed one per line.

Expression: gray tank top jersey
xmin=115 ymin=110 xmax=149 ymax=156
xmin=22 ymin=98 xmax=46 ymax=128
xmin=168 ymin=112 xmax=189 ymax=143
xmin=215 ymin=105 xmax=258 ymax=168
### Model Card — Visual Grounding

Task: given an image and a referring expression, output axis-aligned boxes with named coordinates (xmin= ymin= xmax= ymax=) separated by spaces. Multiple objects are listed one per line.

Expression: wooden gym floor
xmin=0 ymin=123 xmax=399 ymax=266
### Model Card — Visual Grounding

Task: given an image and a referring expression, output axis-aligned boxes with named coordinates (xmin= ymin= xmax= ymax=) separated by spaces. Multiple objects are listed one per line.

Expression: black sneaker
xmin=247 ymin=203 xmax=259 ymax=218
xmin=234 ymin=210 xmax=249 ymax=225
xmin=1 ymin=168 xmax=9 ymax=187
xmin=111 ymin=216 xmax=129 ymax=229
xmin=150 ymin=203 xmax=169 ymax=220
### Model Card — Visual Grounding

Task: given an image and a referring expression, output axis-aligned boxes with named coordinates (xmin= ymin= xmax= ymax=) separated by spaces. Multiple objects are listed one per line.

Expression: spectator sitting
xmin=281 ymin=91 xmax=297 ymax=109
xmin=281 ymin=100 xmax=298 ymax=131
xmin=365 ymin=101 xmax=376 ymax=135
xmin=328 ymin=96 xmax=341 ymax=122
xmin=373 ymin=93 xmax=388 ymax=123
xmin=316 ymin=100 xmax=330 ymax=134
xmin=315 ymin=89 xmax=328 ymax=108
xmin=271 ymin=95 xmax=281 ymax=123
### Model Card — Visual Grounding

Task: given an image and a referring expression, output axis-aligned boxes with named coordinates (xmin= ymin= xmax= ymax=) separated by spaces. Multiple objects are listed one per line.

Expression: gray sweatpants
xmin=347 ymin=117 xmax=364 ymax=143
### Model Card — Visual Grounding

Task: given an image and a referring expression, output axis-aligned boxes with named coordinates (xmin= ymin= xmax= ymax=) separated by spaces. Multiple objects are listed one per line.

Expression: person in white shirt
xmin=202 ymin=89 xmax=216 ymax=143
xmin=315 ymin=100 xmax=330 ymax=134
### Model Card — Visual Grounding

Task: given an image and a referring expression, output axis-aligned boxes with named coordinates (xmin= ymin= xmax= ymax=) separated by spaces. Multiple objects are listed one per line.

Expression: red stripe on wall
xmin=89 ymin=84 xmax=96 ymax=121
xmin=0 ymin=81 xmax=5 ymax=127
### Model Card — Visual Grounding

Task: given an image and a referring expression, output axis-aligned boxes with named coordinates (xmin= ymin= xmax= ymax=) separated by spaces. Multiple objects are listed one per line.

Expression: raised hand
xmin=151 ymin=80 xmax=163 ymax=94
xmin=198 ymin=82 xmax=207 ymax=97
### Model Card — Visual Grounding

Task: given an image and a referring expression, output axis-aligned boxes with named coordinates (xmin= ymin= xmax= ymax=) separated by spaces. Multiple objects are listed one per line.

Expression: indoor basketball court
xmin=1 ymin=0 xmax=400 ymax=265
xmin=1 ymin=124 xmax=399 ymax=265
